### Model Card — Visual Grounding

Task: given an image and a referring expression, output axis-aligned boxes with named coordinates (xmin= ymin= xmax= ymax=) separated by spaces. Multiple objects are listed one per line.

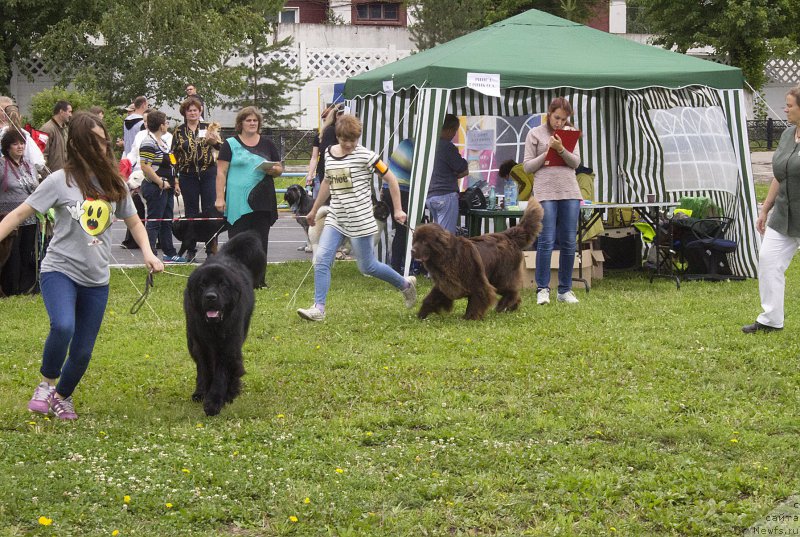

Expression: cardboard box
xmin=521 ymin=246 xmax=604 ymax=289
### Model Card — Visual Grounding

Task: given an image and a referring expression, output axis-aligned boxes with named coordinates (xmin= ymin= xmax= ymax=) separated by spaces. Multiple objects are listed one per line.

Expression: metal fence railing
xmin=747 ymin=119 xmax=789 ymax=150
xmin=219 ymin=128 xmax=317 ymax=162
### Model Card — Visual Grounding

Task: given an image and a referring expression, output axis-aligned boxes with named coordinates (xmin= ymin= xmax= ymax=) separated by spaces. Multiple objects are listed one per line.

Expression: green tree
xmin=0 ymin=0 xmax=105 ymax=91
xmin=29 ymin=86 xmax=122 ymax=142
xmin=226 ymin=10 xmax=307 ymax=126
xmin=408 ymin=0 xmax=490 ymax=50
xmin=408 ymin=0 xmax=605 ymax=50
xmin=640 ymin=0 xmax=798 ymax=91
xmin=32 ymin=0 xmax=298 ymax=121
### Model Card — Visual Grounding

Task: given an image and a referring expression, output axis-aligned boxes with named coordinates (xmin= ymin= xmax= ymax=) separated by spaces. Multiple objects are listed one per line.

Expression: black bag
xmin=458 ymin=186 xmax=486 ymax=215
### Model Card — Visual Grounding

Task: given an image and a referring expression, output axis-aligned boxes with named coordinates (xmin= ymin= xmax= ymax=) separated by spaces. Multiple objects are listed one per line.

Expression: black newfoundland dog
xmin=183 ymin=231 xmax=266 ymax=416
xmin=172 ymin=209 xmax=227 ymax=259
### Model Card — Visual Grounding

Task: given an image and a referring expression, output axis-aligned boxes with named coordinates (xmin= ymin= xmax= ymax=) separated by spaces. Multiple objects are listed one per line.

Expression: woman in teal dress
xmin=215 ymin=107 xmax=282 ymax=287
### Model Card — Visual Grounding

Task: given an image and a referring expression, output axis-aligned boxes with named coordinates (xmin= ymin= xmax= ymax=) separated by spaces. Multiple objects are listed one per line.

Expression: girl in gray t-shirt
xmin=0 ymin=112 xmax=164 ymax=420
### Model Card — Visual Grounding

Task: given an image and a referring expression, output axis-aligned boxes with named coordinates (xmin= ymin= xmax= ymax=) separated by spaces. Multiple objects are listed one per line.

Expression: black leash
xmin=130 ymin=271 xmax=155 ymax=315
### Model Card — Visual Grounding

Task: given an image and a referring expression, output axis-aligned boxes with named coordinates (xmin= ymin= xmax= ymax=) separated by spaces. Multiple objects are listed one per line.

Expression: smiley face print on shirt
xmin=67 ymin=197 xmax=114 ymax=237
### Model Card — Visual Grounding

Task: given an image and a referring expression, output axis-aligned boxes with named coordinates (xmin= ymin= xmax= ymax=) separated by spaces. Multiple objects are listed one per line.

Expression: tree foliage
xmin=225 ymin=5 xmax=308 ymax=126
xmin=30 ymin=0 xmax=302 ymax=125
xmin=29 ymin=86 xmax=122 ymax=141
xmin=639 ymin=0 xmax=800 ymax=91
xmin=408 ymin=0 xmax=605 ymax=50
xmin=0 ymin=0 xmax=105 ymax=91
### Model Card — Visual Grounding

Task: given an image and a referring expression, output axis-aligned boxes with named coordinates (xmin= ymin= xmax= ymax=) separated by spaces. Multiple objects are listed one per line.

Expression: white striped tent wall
xmin=450 ymin=87 xmax=618 ymax=207
xmin=355 ymin=89 xmax=419 ymax=260
xmin=403 ymin=88 xmax=451 ymax=275
xmin=617 ymin=86 xmax=758 ymax=276
xmin=353 ymin=85 xmax=758 ymax=277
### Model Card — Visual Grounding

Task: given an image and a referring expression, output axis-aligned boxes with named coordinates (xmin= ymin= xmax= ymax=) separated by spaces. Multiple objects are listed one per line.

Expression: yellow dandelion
xmin=232 ymin=451 xmax=239 ymax=456
xmin=123 ymin=495 xmax=131 ymax=504
xmin=335 ymin=467 xmax=344 ymax=474
xmin=276 ymin=414 xmax=285 ymax=419
xmin=112 ymin=530 xmax=120 ymax=536
xmin=165 ymin=503 xmax=173 ymax=509
xmin=730 ymin=438 xmax=739 ymax=443
xmin=304 ymin=497 xmax=311 ymax=504
xmin=38 ymin=516 xmax=53 ymax=526
xmin=195 ymin=423 xmax=203 ymax=428
xmin=610 ymin=527 xmax=617 ymax=533
xmin=315 ymin=345 xmax=321 ymax=350
xmin=145 ymin=354 xmax=150 ymax=359
xmin=27 ymin=421 xmax=36 ymax=425
xmin=289 ymin=515 xmax=299 ymax=523
xmin=365 ymin=431 xmax=373 ymax=437
xmin=383 ymin=366 xmax=389 ymax=370
xmin=465 ymin=337 xmax=471 ymax=343
xmin=181 ymin=468 xmax=190 ymax=474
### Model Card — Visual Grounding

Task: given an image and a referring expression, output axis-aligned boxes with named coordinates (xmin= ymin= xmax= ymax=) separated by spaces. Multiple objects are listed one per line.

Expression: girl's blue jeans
xmin=39 ymin=271 xmax=109 ymax=398
xmin=313 ymin=225 xmax=407 ymax=306
xmin=535 ymin=199 xmax=580 ymax=294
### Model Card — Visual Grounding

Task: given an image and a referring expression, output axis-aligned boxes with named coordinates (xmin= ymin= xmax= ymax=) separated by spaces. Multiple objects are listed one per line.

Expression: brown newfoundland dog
xmin=411 ymin=200 xmax=544 ymax=320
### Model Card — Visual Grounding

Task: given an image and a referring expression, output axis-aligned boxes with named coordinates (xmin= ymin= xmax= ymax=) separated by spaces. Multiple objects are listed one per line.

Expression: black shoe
xmin=742 ymin=321 xmax=782 ymax=334
xmin=120 ymin=241 xmax=140 ymax=250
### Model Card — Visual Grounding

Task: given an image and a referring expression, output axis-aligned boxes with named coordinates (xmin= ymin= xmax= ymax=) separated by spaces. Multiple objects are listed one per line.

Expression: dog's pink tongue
xmin=206 ymin=310 xmax=220 ymax=319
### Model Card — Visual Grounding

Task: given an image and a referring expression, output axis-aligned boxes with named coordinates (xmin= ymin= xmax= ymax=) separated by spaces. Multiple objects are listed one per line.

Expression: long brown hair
xmin=63 ymin=112 xmax=128 ymax=202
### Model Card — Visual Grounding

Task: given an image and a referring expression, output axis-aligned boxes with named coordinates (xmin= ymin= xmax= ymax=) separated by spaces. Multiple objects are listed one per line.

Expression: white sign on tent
xmin=466 ymin=129 xmax=496 ymax=152
xmin=467 ymin=73 xmax=501 ymax=98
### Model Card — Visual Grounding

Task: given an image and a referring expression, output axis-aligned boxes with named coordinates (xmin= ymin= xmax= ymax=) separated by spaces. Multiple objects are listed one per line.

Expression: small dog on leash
xmin=284 ymin=184 xmax=314 ymax=252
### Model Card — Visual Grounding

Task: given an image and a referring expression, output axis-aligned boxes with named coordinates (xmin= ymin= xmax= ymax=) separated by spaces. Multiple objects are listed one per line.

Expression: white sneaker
xmin=402 ymin=276 xmax=417 ymax=308
xmin=557 ymin=290 xmax=579 ymax=304
xmin=297 ymin=305 xmax=325 ymax=321
xmin=537 ymin=288 xmax=550 ymax=305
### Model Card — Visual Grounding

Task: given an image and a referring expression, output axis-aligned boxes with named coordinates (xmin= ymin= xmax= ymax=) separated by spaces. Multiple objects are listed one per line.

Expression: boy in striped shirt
xmin=298 ymin=114 xmax=417 ymax=321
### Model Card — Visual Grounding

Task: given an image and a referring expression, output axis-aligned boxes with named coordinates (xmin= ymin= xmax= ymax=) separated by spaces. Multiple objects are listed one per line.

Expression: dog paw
xmin=191 ymin=392 xmax=204 ymax=402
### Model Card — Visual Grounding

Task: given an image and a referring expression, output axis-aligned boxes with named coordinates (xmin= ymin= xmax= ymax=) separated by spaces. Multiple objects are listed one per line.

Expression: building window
xmin=280 ymin=8 xmax=299 ymax=23
xmin=355 ymin=2 xmax=400 ymax=22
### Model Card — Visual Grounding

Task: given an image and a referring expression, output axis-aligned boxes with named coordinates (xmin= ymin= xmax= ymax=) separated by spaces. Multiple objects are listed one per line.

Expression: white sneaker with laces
xmin=297 ymin=305 xmax=325 ymax=321
xmin=557 ymin=290 xmax=579 ymax=304
xmin=537 ymin=288 xmax=550 ymax=305
xmin=402 ymin=276 xmax=417 ymax=308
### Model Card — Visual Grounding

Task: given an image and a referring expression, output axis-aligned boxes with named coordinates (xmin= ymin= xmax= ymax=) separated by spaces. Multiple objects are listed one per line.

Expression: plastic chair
xmin=682 ymin=217 xmax=745 ymax=281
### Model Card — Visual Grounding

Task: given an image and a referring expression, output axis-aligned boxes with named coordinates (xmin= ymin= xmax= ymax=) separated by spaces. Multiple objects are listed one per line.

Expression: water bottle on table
xmin=504 ymin=179 xmax=518 ymax=208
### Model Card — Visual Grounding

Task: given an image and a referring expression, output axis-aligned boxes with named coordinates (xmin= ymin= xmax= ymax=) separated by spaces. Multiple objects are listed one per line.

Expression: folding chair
xmin=681 ymin=217 xmax=746 ymax=282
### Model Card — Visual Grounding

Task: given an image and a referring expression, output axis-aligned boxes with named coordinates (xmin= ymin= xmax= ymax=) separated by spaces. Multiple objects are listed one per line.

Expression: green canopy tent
xmin=344 ymin=9 xmax=759 ymax=277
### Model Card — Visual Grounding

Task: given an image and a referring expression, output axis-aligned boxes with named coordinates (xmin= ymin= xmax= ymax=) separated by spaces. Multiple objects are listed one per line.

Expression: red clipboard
xmin=544 ymin=129 xmax=581 ymax=167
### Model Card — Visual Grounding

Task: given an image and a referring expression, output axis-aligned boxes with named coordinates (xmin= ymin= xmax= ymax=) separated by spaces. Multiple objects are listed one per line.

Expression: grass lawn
xmin=1 ymin=256 xmax=799 ymax=536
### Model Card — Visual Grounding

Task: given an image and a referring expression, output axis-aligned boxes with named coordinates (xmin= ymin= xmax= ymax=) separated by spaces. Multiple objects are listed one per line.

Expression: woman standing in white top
xmin=523 ymin=97 xmax=582 ymax=305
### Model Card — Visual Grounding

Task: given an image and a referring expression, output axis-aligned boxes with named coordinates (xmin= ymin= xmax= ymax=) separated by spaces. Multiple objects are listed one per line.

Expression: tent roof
xmin=345 ymin=9 xmax=743 ymax=97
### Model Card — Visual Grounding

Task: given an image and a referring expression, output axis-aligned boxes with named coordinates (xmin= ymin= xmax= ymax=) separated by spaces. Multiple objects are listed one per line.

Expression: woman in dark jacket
xmin=171 ymin=97 xmax=221 ymax=260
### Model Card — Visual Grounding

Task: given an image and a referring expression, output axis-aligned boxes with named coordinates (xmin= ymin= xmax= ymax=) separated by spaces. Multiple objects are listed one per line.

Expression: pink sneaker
xmin=48 ymin=393 xmax=78 ymax=420
xmin=28 ymin=382 xmax=54 ymax=414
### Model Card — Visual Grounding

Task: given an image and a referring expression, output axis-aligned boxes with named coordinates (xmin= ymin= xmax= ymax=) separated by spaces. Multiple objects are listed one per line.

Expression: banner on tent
xmin=467 ymin=73 xmax=501 ymax=98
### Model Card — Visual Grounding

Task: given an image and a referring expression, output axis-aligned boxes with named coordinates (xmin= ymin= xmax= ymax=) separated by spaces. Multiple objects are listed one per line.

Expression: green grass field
xmin=1 ymin=257 xmax=799 ymax=536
